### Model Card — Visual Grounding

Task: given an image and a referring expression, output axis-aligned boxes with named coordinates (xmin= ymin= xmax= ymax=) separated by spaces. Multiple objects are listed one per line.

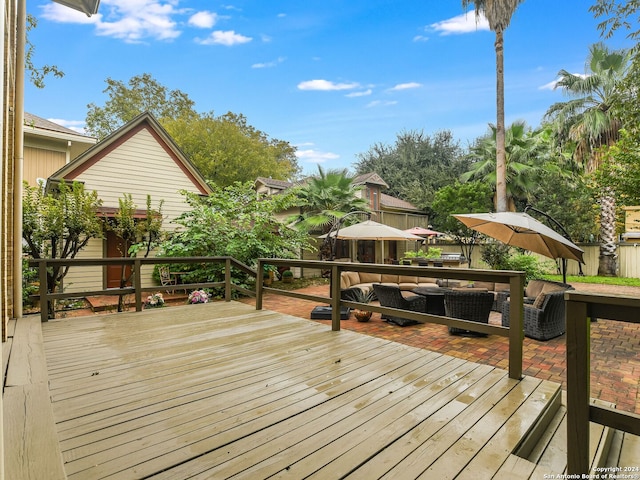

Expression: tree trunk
xmin=494 ymin=29 xmax=508 ymax=213
xmin=598 ymin=190 xmax=617 ymax=276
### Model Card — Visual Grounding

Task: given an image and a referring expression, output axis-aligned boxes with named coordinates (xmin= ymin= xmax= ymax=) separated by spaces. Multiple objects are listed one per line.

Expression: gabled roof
xmin=48 ymin=112 xmax=211 ymax=195
xmin=24 ymin=111 xmax=97 ymax=143
xmin=380 ymin=193 xmax=420 ymax=212
xmin=255 ymin=177 xmax=295 ymax=190
xmin=352 ymin=172 xmax=389 ymax=189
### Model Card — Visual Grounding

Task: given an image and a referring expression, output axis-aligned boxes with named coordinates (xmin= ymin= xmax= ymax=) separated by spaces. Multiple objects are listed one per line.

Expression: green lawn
xmin=543 ymin=274 xmax=640 ymax=287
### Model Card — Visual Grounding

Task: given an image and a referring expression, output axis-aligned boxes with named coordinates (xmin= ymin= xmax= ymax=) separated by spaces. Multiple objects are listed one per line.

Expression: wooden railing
xmin=28 ymin=256 xmax=526 ymax=380
xmin=28 ymin=256 xmax=256 ymax=323
xmin=257 ymin=259 xmax=526 ymax=380
xmin=565 ymin=291 xmax=640 ymax=475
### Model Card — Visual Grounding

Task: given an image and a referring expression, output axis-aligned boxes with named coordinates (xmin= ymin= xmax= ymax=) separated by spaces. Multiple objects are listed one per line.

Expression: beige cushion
xmin=417 ymin=277 xmax=437 ymax=284
xmin=540 ymin=282 xmax=567 ymax=294
xmin=533 ymin=292 xmax=547 ymax=309
xmin=381 ymin=274 xmax=400 ymax=284
xmin=341 ymin=271 xmax=360 ymax=289
xmin=399 ymin=275 xmax=418 ymax=284
xmin=473 ymin=281 xmax=495 ymax=291
xmin=495 ymin=283 xmax=510 ymax=292
xmin=525 ymin=280 xmax=545 ymax=298
xmin=359 ymin=272 xmax=382 ymax=284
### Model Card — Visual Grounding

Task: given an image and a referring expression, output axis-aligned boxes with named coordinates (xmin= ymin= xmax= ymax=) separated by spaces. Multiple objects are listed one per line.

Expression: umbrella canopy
xmin=321 ymin=220 xmax=424 ymax=241
xmin=404 ymin=226 xmax=442 ymax=236
xmin=453 ymin=212 xmax=584 ymax=264
xmin=320 ymin=220 xmax=422 ymax=262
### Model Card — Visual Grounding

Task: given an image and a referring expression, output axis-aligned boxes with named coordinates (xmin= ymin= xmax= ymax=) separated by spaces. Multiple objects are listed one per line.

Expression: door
xmin=106 ymin=230 xmax=132 ymax=288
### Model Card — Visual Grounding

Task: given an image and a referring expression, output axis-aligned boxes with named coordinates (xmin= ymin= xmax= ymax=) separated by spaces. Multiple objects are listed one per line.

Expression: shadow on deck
xmin=2 ymin=302 xmax=637 ymax=479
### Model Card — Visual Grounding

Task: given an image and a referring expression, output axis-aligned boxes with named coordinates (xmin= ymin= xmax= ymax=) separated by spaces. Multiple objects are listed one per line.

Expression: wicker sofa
xmin=501 ymin=279 xmax=574 ymax=341
xmin=340 ymin=271 xmax=442 ymax=296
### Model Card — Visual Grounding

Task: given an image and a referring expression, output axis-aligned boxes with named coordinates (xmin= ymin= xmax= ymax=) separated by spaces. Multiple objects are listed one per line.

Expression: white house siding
xmin=62 ymin=127 xmax=205 ymax=293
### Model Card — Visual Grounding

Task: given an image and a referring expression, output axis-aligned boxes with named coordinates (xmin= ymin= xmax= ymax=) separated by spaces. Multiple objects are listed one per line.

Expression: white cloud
xmin=47 ymin=118 xmax=88 ymax=134
xmin=188 ymin=11 xmax=218 ymax=29
xmin=197 ymin=30 xmax=252 ymax=46
xmin=252 ymin=57 xmax=286 ymax=69
xmin=295 ymin=149 xmax=340 ymax=164
xmin=366 ymin=100 xmax=398 ymax=108
xmin=346 ymin=89 xmax=373 ymax=97
xmin=539 ymin=73 xmax=590 ymax=90
xmin=390 ymin=82 xmax=422 ymax=91
xmin=41 ymin=0 xmax=182 ymax=42
xmin=297 ymin=79 xmax=360 ymax=91
xmin=413 ymin=35 xmax=429 ymax=42
xmin=430 ymin=11 xmax=490 ymax=35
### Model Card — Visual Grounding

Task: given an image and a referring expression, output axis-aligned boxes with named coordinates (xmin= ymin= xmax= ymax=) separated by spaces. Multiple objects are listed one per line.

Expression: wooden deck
xmin=5 ymin=301 xmax=628 ymax=479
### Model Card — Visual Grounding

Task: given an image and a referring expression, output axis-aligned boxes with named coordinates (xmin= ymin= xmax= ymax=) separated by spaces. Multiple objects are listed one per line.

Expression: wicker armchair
xmin=502 ymin=291 xmax=568 ymax=341
xmin=444 ymin=290 xmax=494 ymax=336
xmin=372 ymin=284 xmax=426 ymax=327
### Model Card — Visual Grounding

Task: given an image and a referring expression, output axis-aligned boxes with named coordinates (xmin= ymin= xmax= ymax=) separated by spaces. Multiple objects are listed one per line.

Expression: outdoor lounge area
xmin=5 ymin=257 xmax=640 ymax=478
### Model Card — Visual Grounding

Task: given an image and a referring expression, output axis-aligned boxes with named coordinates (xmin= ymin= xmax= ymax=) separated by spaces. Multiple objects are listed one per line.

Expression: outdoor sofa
xmin=340 ymin=271 xmax=443 ymax=297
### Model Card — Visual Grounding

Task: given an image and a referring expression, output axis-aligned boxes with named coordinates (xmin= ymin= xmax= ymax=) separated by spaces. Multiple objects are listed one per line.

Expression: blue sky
xmin=25 ymin=1 xmax=637 ymax=175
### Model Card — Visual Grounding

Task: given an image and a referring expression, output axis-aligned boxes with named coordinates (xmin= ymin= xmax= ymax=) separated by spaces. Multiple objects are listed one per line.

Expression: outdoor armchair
xmin=502 ymin=290 xmax=568 ymax=341
xmin=372 ymin=284 xmax=426 ymax=327
xmin=444 ymin=290 xmax=494 ymax=336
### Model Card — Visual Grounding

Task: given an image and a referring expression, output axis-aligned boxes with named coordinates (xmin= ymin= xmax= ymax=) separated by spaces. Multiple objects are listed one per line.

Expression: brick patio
xmin=240 ymin=282 xmax=640 ymax=415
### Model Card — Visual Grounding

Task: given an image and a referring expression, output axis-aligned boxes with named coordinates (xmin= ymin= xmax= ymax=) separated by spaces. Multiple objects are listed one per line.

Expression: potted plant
xmin=144 ymin=292 xmax=165 ymax=309
xmin=187 ymin=289 xmax=209 ymax=304
xmin=349 ymin=288 xmax=376 ymax=322
xmin=281 ymin=269 xmax=294 ymax=283
xmin=425 ymin=247 xmax=442 ymax=259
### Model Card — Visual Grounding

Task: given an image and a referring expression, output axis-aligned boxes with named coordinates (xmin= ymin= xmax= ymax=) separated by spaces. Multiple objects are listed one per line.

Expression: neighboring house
xmin=46 ymin=112 xmax=212 ymax=292
xmin=254 ymin=172 xmax=429 ymax=263
xmin=23 ymin=112 xmax=97 ymax=187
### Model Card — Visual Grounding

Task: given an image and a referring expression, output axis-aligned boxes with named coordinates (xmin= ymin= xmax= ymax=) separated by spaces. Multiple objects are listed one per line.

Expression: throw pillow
xmin=533 ymin=292 xmax=547 ymax=309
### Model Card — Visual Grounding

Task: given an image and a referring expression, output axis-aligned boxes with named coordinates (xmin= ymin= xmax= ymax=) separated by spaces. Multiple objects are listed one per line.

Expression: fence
xmin=565 ymin=291 xmax=640 ymax=474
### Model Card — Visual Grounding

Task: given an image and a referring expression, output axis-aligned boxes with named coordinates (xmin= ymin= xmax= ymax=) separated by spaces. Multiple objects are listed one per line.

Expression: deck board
xmin=36 ymin=301 xmax=563 ymax=479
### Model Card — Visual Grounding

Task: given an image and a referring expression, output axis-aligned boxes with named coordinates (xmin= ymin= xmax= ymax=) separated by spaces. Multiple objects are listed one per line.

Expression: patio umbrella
xmin=320 ymin=220 xmax=423 ymax=261
xmin=453 ymin=212 xmax=584 ymax=282
xmin=404 ymin=227 xmax=442 ymax=236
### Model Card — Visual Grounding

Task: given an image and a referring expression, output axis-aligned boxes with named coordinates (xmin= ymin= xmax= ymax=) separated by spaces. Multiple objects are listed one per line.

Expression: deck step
xmin=512 ymin=393 xmax=617 ymax=477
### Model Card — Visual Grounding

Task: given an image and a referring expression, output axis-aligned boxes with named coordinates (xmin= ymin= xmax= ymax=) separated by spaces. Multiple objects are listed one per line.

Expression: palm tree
xmin=462 ymin=121 xmax=549 ymax=209
xmin=544 ymin=42 xmax=630 ymax=276
xmin=289 ymin=166 xmax=369 ymax=260
xmin=462 ymin=0 xmax=525 ymax=213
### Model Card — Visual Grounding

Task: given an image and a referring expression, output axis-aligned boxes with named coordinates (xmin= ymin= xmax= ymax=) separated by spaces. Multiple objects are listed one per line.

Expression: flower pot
xmin=354 ymin=309 xmax=372 ymax=322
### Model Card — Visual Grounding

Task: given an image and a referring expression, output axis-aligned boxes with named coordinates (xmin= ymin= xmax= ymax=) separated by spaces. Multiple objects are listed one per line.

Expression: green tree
xmin=159 ymin=182 xmax=312 ymax=288
xmin=598 ymin=129 xmax=640 ymax=207
xmin=462 ymin=121 xmax=552 ymax=209
xmin=431 ymin=181 xmax=494 ymax=262
xmin=590 ymin=1 xmax=640 ymax=134
xmin=354 ymin=130 xmax=467 ymax=214
xmin=85 ymin=74 xmax=300 ymax=185
xmin=544 ymin=42 xmax=630 ymax=275
xmin=85 ymin=73 xmax=198 ymax=139
xmin=26 ymin=14 xmax=64 ymax=88
xmin=22 ymin=181 xmax=103 ymax=318
xmin=462 ymin=0 xmax=525 ymax=213
xmin=288 ymin=166 xmax=370 ymax=260
xmin=105 ymin=194 xmax=164 ymax=311
xmin=164 ymin=112 xmax=300 ymax=186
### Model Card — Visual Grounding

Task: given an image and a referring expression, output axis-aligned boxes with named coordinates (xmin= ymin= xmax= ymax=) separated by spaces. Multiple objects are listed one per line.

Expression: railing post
xmin=508 ymin=274 xmax=524 ymax=379
xmin=566 ymin=297 xmax=590 ymax=475
xmin=330 ymin=264 xmax=341 ymax=331
xmin=38 ymin=259 xmax=48 ymax=323
xmin=134 ymin=259 xmax=142 ymax=311
xmin=225 ymin=258 xmax=231 ymax=302
xmin=256 ymin=259 xmax=263 ymax=310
